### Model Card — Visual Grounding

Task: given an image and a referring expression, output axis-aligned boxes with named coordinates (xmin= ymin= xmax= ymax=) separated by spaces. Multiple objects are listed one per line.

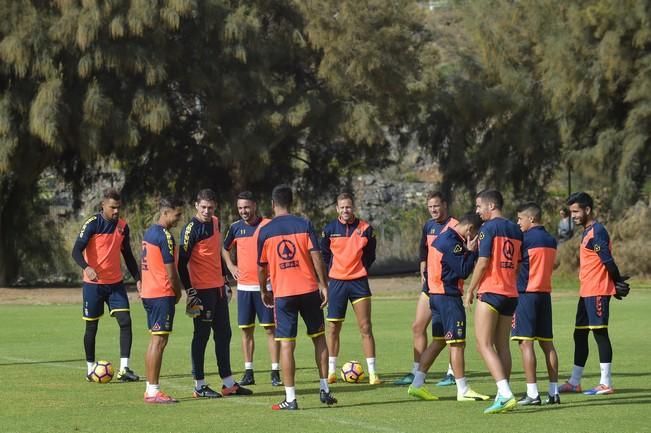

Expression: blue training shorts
xmin=82 ymin=282 xmax=129 ymax=320
xmin=238 ymin=290 xmax=275 ymax=328
xmin=429 ymin=294 xmax=466 ymax=343
xmin=478 ymin=292 xmax=518 ymax=316
xmin=142 ymin=296 xmax=176 ymax=335
xmin=511 ymin=292 xmax=553 ymax=341
xmin=326 ymin=277 xmax=372 ymax=321
xmin=274 ymin=291 xmax=325 ymax=341
xmin=575 ymin=295 xmax=610 ymax=329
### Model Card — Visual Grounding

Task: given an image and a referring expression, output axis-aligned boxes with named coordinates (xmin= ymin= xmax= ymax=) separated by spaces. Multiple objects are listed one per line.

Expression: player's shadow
xmin=0 ymin=358 xmax=84 ymax=366
xmin=511 ymin=394 xmax=651 ymax=414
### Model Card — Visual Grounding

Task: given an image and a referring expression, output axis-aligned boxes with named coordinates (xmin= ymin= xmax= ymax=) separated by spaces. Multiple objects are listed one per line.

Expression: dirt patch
xmin=0 ymin=275 xmax=424 ymax=305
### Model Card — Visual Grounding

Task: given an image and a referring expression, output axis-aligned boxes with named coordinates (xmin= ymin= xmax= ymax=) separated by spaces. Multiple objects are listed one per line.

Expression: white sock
xmin=285 ymin=386 xmax=296 ymax=402
xmin=600 ymin=363 xmax=612 ymax=387
xmin=245 ymin=361 xmax=254 ymax=370
xmin=195 ymin=379 xmax=206 ymax=389
xmin=496 ymin=379 xmax=513 ymax=399
xmin=526 ymin=383 xmax=539 ymax=398
xmin=87 ymin=361 xmax=94 ymax=374
xmin=456 ymin=377 xmax=469 ymax=395
xmin=446 ymin=363 xmax=454 ymax=376
xmin=223 ymin=375 xmax=236 ymax=388
xmin=366 ymin=357 xmax=376 ymax=375
xmin=411 ymin=362 xmax=420 ymax=375
xmin=328 ymin=357 xmax=337 ymax=375
xmin=120 ymin=357 xmax=129 ymax=371
xmin=271 ymin=363 xmax=280 ymax=371
xmin=146 ymin=382 xmax=160 ymax=397
xmin=549 ymin=382 xmax=558 ymax=395
xmin=569 ymin=365 xmax=584 ymax=386
xmin=319 ymin=378 xmax=329 ymax=392
xmin=412 ymin=371 xmax=426 ymax=388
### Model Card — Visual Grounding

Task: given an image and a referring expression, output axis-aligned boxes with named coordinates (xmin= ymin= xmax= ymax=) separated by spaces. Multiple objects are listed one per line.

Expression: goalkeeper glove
xmin=185 ymin=288 xmax=204 ymax=317
xmin=614 ymin=276 xmax=630 ymax=300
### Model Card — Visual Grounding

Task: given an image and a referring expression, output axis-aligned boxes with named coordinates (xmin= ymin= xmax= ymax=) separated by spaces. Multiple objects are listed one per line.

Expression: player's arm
xmin=320 ymin=225 xmax=333 ymax=269
xmin=308 ymin=221 xmax=329 ymax=308
xmin=418 ymin=225 xmax=428 ymax=282
xmin=257 ymin=234 xmax=273 ymax=307
xmin=221 ymin=224 xmax=240 ymax=280
xmin=362 ymin=225 xmax=377 ymax=269
xmin=121 ymin=225 xmax=141 ymax=287
xmin=159 ymin=229 xmax=182 ymax=303
xmin=165 ymin=262 xmax=183 ymax=302
xmin=463 ymin=226 xmax=492 ymax=308
xmin=177 ymin=223 xmax=194 ymax=291
xmin=593 ymin=226 xmax=629 ymax=297
xmin=72 ymin=216 xmax=97 ymax=281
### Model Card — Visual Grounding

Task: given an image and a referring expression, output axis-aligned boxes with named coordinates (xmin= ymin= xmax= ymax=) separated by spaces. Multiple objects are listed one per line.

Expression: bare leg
xmin=326 ymin=321 xmax=343 ymax=357
xmin=313 ymin=334 xmax=329 ymax=378
xmin=474 ymin=303 xmax=507 ymax=381
xmin=539 ymin=340 xmax=559 ymax=383
xmin=241 ymin=327 xmax=255 ymax=363
xmin=412 ymin=293 xmax=431 ymax=362
xmin=265 ymin=326 xmax=280 ymax=364
xmin=145 ymin=334 xmax=168 ymax=385
xmin=519 ymin=340 xmax=537 ymax=384
xmin=280 ymin=340 xmax=296 ymax=387
xmin=352 ymin=298 xmax=375 ymax=358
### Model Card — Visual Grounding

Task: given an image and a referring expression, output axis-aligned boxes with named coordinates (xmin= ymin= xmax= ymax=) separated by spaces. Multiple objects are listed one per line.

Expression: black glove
xmin=614 ymin=276 xmax=630 ymax=300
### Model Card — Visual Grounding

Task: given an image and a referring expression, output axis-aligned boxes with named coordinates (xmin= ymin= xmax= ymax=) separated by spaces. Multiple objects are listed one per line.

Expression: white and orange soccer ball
xmin=89 ymin=360 xmax=114 ymax=384
xmin=340 ymin=360 xmax=365 ymax=383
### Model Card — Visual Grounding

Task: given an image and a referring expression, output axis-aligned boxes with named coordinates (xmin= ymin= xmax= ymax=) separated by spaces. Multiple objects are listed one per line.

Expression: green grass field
xmin=1 ymin=281 xmax=650 ymax=433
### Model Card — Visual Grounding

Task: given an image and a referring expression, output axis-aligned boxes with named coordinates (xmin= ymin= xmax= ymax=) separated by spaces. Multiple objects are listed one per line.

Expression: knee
xmin=358 ymin=321 xmax=372 ymax=337
xmin=411 ymin=320 xmax=425 ymax=335
xmin=85 ymin=320 xmax=99 ymax=334
xmin=114 ymin=312 xmax=132 ymax=329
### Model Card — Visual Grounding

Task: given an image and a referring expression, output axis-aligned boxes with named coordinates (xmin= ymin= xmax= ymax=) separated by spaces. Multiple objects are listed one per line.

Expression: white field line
xmin=0 ymin=355 xmax=85 ymax=370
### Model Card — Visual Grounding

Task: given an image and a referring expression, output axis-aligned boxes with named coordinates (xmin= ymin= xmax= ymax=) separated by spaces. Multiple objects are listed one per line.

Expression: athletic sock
xmin=549 ymin=382 xmax=558 ymax=395
xmin=223 ymin=375 xmax=236 ymax=388
xmin=195 ymin=379 xmax=206 ymax=389
xmin=412 ymin=371 xmax=426 ymax=388
xmin=271 ymin=363 xmax=280 ymax=371
xmin=328 ymin=357 xmax=337 ymax=375
xmin=456 ymin=377 xmax=469 ymax=395
xmin=569 ymin=365 xmax=584 ymax=386
xmin=244 ymin=361 xmax=253 ymax=370
xmin=411 ymin=362 xmax=420 ymax=376
xmin=146 ymin=382 xmax=160 ymax=397
xmin=496 ymin=379 xmax=513 ymax=399
xmin=87 ymin=361 xmax=94 ymax=374
xmin=526 ymin=383 xmax=539 ymax=398
xmin=446 ymin=364 xmax=454 ymax=376
xmin=599 ymin=363 xmax=612 ymax=387
xmin=120 ymin=357 xmax=129 ymax=372
xmin=319 ymin=378 xmax=329 ymax=393
xmin=285 ymin=386 xmax=296 ymax=402
xmin=366 ymin=357 xmax=376 ymax=375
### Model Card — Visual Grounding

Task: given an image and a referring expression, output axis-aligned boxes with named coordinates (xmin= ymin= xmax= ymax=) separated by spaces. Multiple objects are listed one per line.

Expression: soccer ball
xmin=89 ymin=360 xmax=114 ymax=383
xmin=340 ymin=360 xmax=365 ymax=383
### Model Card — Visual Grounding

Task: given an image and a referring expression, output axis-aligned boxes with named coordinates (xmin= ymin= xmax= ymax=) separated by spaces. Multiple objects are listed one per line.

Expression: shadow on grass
xmin=0 ymin=358 xmax=84 ymax=367
xmin=510 ymin=394 xmax=651 ymax=415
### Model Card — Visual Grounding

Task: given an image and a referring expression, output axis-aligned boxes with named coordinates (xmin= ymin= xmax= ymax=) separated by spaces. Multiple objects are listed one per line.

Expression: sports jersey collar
xmin=98 ymin=212 xmax=117 ymax=225
xmin=433 ymin=216 xmax=451 ymax=225
xmin=449 ymin=225 xmax=464 ymax=241
xmin=192 ymin=216 xmax=213 ymax=225
xmin=243 ymin=216 xmax=263 ymax=227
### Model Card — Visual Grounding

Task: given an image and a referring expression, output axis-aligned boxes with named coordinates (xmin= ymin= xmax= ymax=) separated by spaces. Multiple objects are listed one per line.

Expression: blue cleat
xmin=484 ymin=395 xmax=517 ymax=414
xmin=436 ymin=374 xmax=456 ymax=387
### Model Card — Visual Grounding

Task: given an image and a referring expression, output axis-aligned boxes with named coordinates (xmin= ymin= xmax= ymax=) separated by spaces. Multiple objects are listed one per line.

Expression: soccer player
xmin=223 ymin=191 xmax=281 ymax=387
xmin=559 ymin=192 xmax=629 ymax=395
xmin=511 ymin=202 xmax=560 ymax=405
xmin=407 ymin=212 xmax=490 ymax=403
xmin=464 ymin=189 xmax=522 ymax=414
xmin=321 ymin=193 xmax=380 ymax=385
xmin=395 ymin=191 xmax=457 ymax=386
xmin=178 ymin=189 xmax=252 ymax=398
xmin=257 ymin=184 xmax=336 ymax=410
xmin=140 ymin=197 xmax=184 ymax=403
xmin=71 ymin=188 xmax=140 ymax=382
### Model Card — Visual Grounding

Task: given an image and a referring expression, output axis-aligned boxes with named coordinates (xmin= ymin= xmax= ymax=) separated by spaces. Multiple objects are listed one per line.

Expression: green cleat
xmin=408 ymin=385 xmax=439 ymax=401
xmin=483 ymin=395 xmax=517 ymax=414
xmin=394 ymin=373 xmax=415 ymax=386
xmin=436 ymin=373 xmax=456 ymax=387
xmin=457 ymin=388 xmax=491 ymax=401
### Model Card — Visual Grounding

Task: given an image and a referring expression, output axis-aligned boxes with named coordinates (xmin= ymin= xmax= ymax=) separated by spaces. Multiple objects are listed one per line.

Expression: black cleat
xmin=271 ymin=370 xmax=282 ymax=387
xmin=222 ymin=383 xmax=253 ymax=396
xmin=545 ymin=393 xmax=561 ymax=405
xmin=517 ymin=393 xmax=542 ymax=406
xmin=193 ymin=385 xmax=222 ymax=398
xmin=117 ymin=367 xmax=140 ymax=382
xmin=239 ymin=369 xmax=255 ymax=386
xmin=272 ymin=399 xmax=298 ymax=410
xmin=320 ymin=389 xmax=338 ymax=406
